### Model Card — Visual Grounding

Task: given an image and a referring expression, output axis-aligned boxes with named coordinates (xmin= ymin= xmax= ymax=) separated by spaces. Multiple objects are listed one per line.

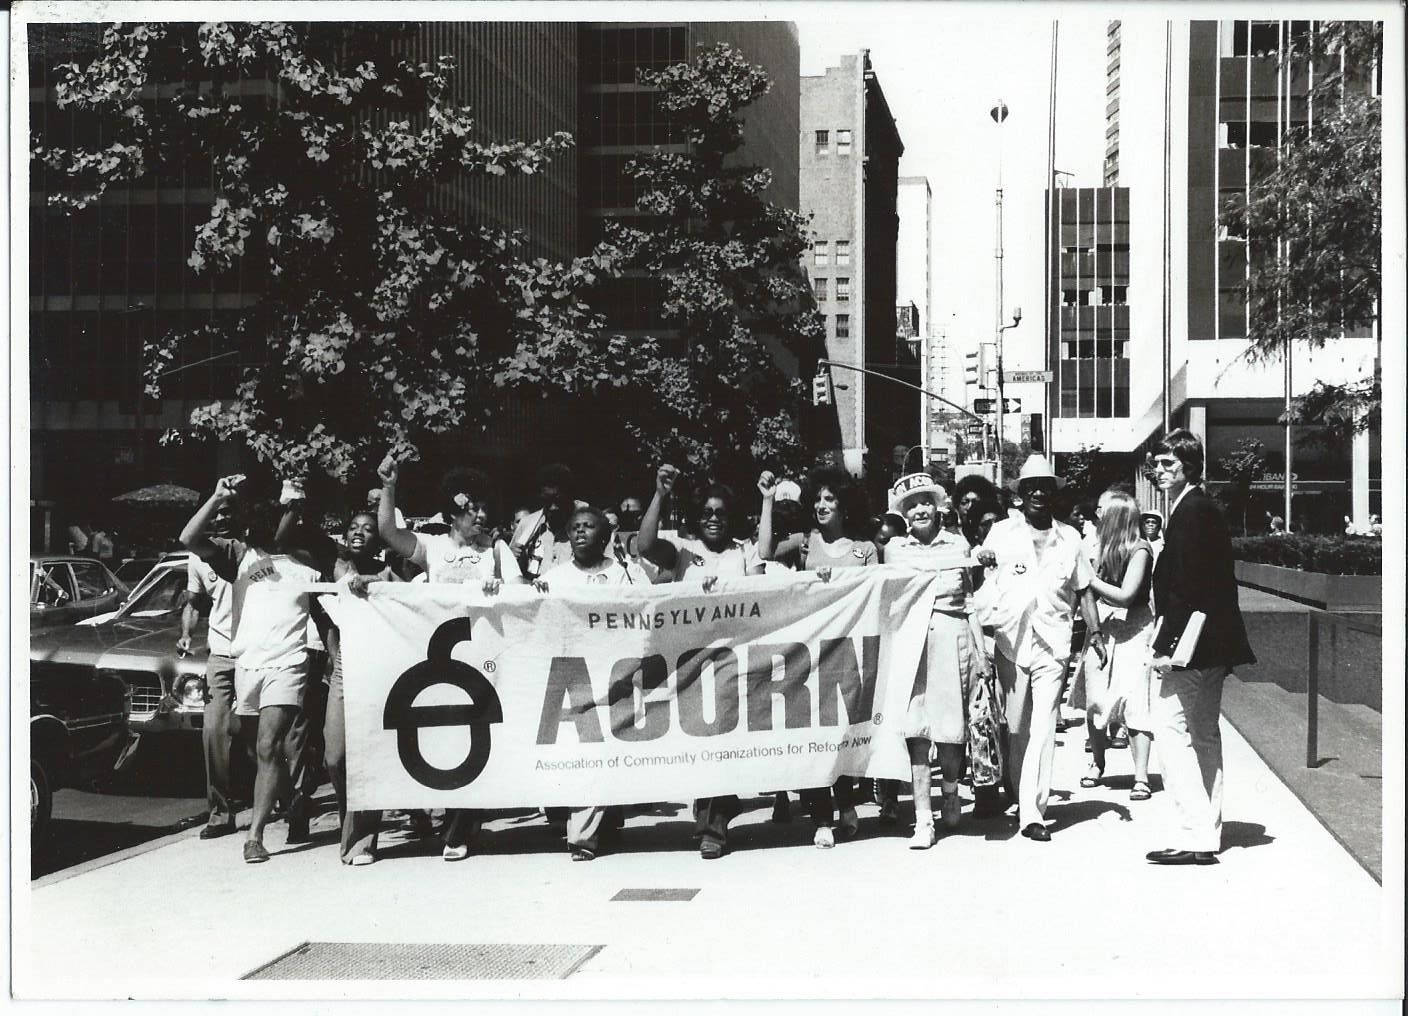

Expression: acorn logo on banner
xmin=383 ymin=617 xmax=503 ymax=790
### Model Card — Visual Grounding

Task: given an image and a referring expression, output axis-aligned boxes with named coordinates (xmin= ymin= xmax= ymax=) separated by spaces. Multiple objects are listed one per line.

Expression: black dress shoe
xmin=1146 ymin=848 xmax=1218 ymax=865
xmin=199 ymin=823 xmax=236 ymax=840
xmin=1020 ymin=822 xmax=1051 ymax=842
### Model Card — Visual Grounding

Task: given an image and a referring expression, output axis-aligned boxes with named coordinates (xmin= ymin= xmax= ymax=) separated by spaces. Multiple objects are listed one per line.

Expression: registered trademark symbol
xmin=482 ymin=660 xmax=496 ymax=673
xmin=872 ymin=713 xmax=883 ymax=725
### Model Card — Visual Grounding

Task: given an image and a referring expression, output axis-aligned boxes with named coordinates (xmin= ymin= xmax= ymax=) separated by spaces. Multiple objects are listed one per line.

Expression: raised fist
xmin=656 ymin=464 xmax=679 ymax=498
xmin=213 ymin=474 xmax=245 ymax=500
xmin=757 ymin=470 xmax=777 ymax=499
xmin=377 ymin=452 xmax=399 ymax=486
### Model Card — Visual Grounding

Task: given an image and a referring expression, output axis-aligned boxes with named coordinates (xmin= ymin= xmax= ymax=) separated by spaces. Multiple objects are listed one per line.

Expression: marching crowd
xmin=176 ymin=428 xmax=1254 ymax=869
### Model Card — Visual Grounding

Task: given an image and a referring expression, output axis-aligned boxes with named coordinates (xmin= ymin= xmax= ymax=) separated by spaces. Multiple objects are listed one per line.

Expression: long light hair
xmin=1095 ymin=489 xmax=1142 ymax=584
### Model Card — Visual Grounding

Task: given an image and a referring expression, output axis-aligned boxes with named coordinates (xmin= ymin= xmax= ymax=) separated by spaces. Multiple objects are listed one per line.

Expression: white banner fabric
xmin=323 ymin=567 xmax=945 ymax=809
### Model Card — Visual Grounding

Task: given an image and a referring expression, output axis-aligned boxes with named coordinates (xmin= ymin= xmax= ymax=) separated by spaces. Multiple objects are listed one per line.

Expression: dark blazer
xmin=1152 ymin=486 xmax=1256 ymax=669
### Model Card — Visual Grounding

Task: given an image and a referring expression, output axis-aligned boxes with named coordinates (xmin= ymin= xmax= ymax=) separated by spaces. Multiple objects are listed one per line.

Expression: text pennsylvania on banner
xmin=322 ymin=568 xmax=945 ymax=809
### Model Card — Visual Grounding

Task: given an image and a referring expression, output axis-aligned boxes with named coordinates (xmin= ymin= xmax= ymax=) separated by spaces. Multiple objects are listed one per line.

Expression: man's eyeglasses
xmin=1151 ymin=458 xmax=1182 ymax=471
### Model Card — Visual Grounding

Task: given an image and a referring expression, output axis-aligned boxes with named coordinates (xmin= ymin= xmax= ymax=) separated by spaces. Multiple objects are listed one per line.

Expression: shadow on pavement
xmin=1221 ymin=820 xmax=1275 ymax=851
xmin=32 ymin=811 xmax=206 ymax=879
xmin=1047 ymin=799 xmax=1133 ymax=834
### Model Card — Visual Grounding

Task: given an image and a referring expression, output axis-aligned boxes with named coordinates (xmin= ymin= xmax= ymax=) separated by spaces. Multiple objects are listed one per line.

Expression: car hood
xmin=30 ymin=612 xmax=207 ymax=677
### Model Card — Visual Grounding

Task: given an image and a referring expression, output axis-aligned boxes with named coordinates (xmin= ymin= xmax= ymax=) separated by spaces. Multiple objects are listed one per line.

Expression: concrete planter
xmin=1235 ymin=560 xmax=1382 ymax=611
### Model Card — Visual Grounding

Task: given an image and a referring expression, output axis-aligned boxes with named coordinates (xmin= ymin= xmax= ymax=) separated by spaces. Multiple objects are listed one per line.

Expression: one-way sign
xmin=973 ymin=398 xmax=1021 ymax=414
xmin=1004 ymin=369 xmax=1054 ymax=384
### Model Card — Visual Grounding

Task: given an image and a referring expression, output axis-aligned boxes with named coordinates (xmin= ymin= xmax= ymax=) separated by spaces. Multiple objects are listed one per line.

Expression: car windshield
xmin=114 ymin=566 xmax=188 ymax=619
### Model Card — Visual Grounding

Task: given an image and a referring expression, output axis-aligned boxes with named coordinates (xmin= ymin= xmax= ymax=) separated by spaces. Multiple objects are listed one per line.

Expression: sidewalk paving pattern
xmin=19 ymin=708 xmax=1398 ymax=1000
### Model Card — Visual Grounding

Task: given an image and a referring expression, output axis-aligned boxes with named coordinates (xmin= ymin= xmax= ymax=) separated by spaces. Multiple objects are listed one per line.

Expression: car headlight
xmin=176 ymin=675 xmax=207 ymax=710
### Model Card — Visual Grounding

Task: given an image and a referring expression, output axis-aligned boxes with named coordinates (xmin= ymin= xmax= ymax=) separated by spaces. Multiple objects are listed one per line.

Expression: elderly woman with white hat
xmin=883 ymin=472 xmax=986 ymax=849
xmin=974 ymin=454 xmax=1107 ymax=842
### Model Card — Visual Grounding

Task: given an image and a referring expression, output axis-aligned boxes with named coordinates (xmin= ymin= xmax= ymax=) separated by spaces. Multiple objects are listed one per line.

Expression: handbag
xmin=966 ymin=668 xmax=1005 ymax=788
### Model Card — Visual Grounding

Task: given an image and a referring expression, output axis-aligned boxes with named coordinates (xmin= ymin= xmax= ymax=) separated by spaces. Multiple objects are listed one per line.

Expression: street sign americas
xmin=1003 ymin=370 xmax=1054 ymax=384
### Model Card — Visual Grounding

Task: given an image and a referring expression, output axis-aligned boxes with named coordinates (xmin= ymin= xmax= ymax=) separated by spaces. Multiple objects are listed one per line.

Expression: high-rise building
xmin=800 ymin=50 xmax=910 ymax=482
xmin=1045 ymin=185 xmax=1132 ymax=421
xmin=1049 ymin=19 xmax=1379 ymax=529
xmin=577 ymin=22 xmax=801 ymax=337
xmin=896 ymin=175 xmax=949 ymax=465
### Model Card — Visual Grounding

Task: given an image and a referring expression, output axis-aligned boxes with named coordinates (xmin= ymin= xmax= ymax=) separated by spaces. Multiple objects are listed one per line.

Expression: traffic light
xmin=963 ymin=346 xmax=987 ymax=388
xmin=811 ymin=371 xmax=833 ymax=406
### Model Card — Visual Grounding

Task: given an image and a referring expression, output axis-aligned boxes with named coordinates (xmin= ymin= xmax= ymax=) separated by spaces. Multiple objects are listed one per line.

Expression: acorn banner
xmin=322 ymin=567 xmax=948 ymax=809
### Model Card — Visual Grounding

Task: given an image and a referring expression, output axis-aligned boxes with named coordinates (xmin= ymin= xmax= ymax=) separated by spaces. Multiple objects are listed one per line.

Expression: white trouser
xmin=996 ymin=652 xmax=1067 ymax=829
xmin=1152 ymin=665 xmax=1228 ymax=852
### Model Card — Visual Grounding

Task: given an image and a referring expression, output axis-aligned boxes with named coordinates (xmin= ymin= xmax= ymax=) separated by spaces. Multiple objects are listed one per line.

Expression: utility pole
xmin=991 ymin=99 xmax=1009 ymax=487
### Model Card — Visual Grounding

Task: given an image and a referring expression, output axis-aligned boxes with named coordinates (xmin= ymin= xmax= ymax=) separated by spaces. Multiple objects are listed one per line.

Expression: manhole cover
xmin=243 ymin=942 xmax=602 ymax=980
xmin=611 ymin=888 xmax=699 ymax=901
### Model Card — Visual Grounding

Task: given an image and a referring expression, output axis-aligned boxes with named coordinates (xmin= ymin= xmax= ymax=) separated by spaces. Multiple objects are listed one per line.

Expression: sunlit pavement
xmin=17 ymin=712 xmax=1399 ymax=1001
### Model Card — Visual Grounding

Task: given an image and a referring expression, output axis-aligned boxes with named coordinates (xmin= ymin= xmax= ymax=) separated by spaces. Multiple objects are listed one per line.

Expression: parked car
xmin=29 ymin=555 xmax=129 ymax=630
xmin=113 ymin=556 xmax=160 ymax=587
xmin=30 ymin=552 xmax=208 ymax=742
xmin=78 ymin=551 xmax=190 ymax=628
xmin=30 ymin=653 xmax=137 ymax=839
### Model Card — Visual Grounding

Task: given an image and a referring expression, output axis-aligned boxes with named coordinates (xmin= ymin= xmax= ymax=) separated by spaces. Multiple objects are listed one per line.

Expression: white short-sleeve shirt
xmin=187 ymin=556 xmax=235 ymax=657
xmin=981 ymin=517 xmax=1094 ymax=667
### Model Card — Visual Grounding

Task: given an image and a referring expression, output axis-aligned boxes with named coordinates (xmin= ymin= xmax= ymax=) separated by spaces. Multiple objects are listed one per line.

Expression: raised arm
xmin=636 ymin=464 xmax=680 ymax=570
xmin=375 ymin=454 xmax=419 ymax=561
xmin=754 ymin=469 xmax=803 ymax=564
xmin=180 ymin=476 xmax=240 ymax=563
xmin=1088 ymin=547 xmax=1151 ymax=608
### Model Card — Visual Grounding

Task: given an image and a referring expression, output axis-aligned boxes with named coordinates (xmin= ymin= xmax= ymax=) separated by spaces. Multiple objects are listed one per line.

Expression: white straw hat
xmin=888 ymin=472 xmax=950 ymax=514
xmin=1015 ymin=454 xmax=1066 ymax=488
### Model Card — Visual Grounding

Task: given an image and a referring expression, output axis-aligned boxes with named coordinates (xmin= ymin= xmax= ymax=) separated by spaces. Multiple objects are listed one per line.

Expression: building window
xmin=814 ymin=129 xmax=829 ymax=154
xmin=1220 ymin=121 xmax=1247 ymax=149
xmin=1248 ymin=121 xmax=1279 ymax=147
xmin=835 ymin=313 xmax=850 ymax=338
xmin=835 ymin=240 xmax=851 ymax=266
xmin=1099 ymin=285 xmax=1129 ymax=305
xmin=1249 ymin=22 xmax=1280 ymax=57
xmin=836 ymin=277 xmax=851 ymax=302
xmin=814 ymin=241 xmax=829 ymax=267
xmin=814 ymin=276 xmax=828 ymax=301
xmin=836 ymin=129 xmax=853 ymax=155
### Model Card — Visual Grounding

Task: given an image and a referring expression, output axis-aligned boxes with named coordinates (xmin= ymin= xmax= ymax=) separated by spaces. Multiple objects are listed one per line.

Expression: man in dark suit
xmin=1146 ymin=429 xmax=1256 ymax=865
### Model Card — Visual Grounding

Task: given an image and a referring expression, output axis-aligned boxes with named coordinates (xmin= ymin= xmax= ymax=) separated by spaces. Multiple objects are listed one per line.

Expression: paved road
xmin=20 ymin=712 xmax=1399 ymax=999
xmin=30 ymin=736 xmax=209 ymax=879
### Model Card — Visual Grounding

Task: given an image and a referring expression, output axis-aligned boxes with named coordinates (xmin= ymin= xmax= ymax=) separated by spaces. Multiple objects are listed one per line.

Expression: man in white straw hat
xmin=975 ymin=454 xmax=1106 ymax=842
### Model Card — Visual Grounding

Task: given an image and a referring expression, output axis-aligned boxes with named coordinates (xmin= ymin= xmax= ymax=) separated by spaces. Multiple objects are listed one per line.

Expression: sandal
xmin=1079 ymin=763 xmax=1104 ymax=788
xmin=1130 ymin=781 xmax=1152 ymax=801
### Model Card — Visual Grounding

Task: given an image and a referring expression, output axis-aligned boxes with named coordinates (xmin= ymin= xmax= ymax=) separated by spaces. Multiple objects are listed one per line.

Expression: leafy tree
xmin=607 ymin=43 xmax=825 ymax=492
xmin=33 ymin=22 xmax=648 ymax=482
xmin=1216 ymin=437 xmax=1269 ymax=534
xmin=1056 ymin=443 xmax=1104 ymax=500
xmin=1225 ymin=20 xmax=1382 ymax=442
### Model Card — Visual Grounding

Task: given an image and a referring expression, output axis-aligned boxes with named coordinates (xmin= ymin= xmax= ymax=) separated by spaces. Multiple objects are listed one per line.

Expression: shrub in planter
xmin=1232 ymin=534 xmax=1382 ymax=575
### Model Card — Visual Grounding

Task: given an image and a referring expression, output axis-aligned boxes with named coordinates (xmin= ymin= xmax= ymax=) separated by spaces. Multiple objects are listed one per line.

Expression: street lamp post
xmin=991 ymin=100 xmax=1010 ymax=487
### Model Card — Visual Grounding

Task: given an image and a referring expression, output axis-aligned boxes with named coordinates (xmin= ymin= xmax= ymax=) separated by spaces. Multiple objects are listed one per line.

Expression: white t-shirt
xmin=543 ymin=556 xmax=646 ymax=588
xmin=653 ymin=535 xmax=761 ymax=583
xmin=412 ymin=532 xmax=523 ymax=585
xmin=225 ymin=548 xmax=322 ymax=672
xmin=187 ymin=557 xmax=234 ymax=657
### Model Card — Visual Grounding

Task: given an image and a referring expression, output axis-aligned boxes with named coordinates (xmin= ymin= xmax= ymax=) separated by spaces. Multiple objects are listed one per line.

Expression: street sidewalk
xmin=17 ymin=711 xmax=1401 ymax=1001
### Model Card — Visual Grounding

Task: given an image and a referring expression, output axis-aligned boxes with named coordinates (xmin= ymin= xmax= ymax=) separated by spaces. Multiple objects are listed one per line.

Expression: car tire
xmin=31 ymin=758 xmax=54 ymax=840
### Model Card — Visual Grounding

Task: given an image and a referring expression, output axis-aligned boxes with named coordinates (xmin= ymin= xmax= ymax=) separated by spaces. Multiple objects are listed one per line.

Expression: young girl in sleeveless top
xmin=1080 ymin=487 xmax=1157 ymax=801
